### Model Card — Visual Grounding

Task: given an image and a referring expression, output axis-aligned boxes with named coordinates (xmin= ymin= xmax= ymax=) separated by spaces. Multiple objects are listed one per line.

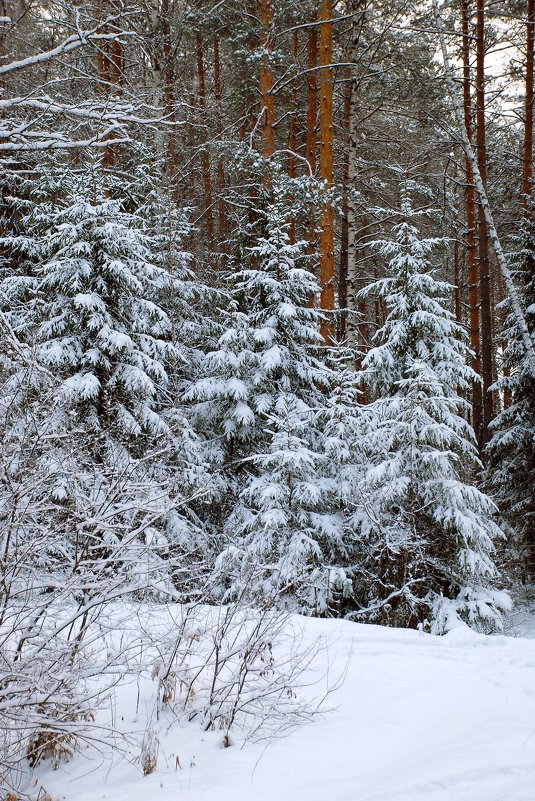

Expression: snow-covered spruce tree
xmin=358 ymin=184 xmax=510 ymax=633
xmin=190 ymin=195 xmax=358 ymax=611
xmin=189 ymin=174 xmax=329 ymax=453
xmin=0 ymin=186 xmax=214 ymax=596
xmin=311 ymin=358 xmax=372 ymax=615
xmin=488 ymin=204 xmax=535 ymax=584
xmin=219 ymin=384 xmax=351 ymax=613
xmin=188 ymin=192 xmax=328 ymax=465
xmin=142 ymin=183 xmax=228 ymax=581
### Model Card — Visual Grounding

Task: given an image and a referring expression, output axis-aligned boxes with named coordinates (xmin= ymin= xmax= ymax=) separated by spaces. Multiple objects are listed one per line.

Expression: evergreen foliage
xmin=0 ymin=184 xmax=215 ymax=595
xmin=488 ymin=206 xmax=535 ymax=583
xmin=357 ymin=185 xmax=510 ymax=632
xmin=193 ymin=197 xmax=356 ymax=611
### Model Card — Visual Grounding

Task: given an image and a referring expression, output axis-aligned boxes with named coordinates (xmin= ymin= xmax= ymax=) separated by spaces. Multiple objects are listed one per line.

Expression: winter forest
xmin=1 ymin=0 xmax=535 ymax=798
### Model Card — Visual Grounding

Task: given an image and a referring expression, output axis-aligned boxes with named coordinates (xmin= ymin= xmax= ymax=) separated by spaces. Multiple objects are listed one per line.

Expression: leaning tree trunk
xmin=433 ymin=0 xmax=535 ymax=378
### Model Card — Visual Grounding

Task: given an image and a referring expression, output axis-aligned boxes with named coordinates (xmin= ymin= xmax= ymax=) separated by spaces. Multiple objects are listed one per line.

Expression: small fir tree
xmin=195 ymin=197 xmax=361 ymax=610
xmin=217 ymin=386 xmax=350 ymax=612
xmin=358 ymin=184 xmax=510 ymax=632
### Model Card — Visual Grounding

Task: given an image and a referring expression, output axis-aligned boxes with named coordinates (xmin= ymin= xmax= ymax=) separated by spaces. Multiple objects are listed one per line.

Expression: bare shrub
xmin=146 ymin=596 xmax=325 ymax=744
xmin=140 ymin=729 xmax=158 ymax=775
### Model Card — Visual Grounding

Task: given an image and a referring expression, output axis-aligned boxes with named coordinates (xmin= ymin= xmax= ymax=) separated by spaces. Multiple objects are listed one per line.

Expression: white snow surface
xmin=37 ymin=612 xmax=535 ymax=801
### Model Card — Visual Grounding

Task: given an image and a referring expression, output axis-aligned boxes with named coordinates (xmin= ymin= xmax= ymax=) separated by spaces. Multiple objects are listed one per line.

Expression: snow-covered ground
xmin=36 ymin=613 xmax=535 ymax=801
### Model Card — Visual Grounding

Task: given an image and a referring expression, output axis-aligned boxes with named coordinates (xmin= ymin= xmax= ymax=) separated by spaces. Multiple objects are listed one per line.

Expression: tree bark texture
xmin=196 ymin=33 xmax=215 ymax=252
xmin=461 ymin=0 xmax=483 ymax=443
xmin=258 ymin=0 xmax=275 ymax=159
xmin=319 ymin=0 xmax=335 ymax=342
xmin=475 ymin=0 xmax=493 ymax=443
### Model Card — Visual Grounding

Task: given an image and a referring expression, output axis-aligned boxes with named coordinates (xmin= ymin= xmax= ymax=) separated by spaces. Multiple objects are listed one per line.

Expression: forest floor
xmin=36 ymin=604 xmax=535 ymax=801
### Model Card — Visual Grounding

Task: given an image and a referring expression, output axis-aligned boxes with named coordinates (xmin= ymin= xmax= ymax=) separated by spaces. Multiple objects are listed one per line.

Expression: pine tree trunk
xmin=319 ymin=0 xmax=335 ymax=342
xmin=258 ymin=0 xmax=275 ymax=160
xmin=214 ymin=36 xmax=227 ymax=251
xmin=162 ymin=0 xmax=178 ymax=196
xmin=289 ymin=30 xmax=298 ymax=244
xmin=475 ymin=0 xmax=493 ymax=444
xmin=187 ymin=87 xmax=197 ymax=203
xmin=96 ymin=0 xmax=119 ymax=172
xmin=454 ymin=237 xmax=461 ymax=324
xmin=496 ymin=268 xmax=512 ymax=408
xmin=461 ymin=0 xmax=482 ymax=443
xmin=306 ymin=25 xmax=318 ymax=258
xmin=111 ymin=38 xmax=123 ymax=88
xmin=96 ymin=0 xmax=111 ymax=93
xmin=523 ymin=0 xmax=535 ymax=294
xmin=196 ymin=32 xmax=215 ymax=252
xmin=306 ymin=26 xmax=318 ymax=176
xmin=346 ymin=1 xmax=365 ymax=354
xmin=338 ymin=78 xmax=351 ymax=338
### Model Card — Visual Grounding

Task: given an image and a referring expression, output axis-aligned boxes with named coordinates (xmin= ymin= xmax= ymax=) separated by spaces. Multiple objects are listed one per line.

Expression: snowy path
xmin=40 ymin=619 xmax=535 ymax=801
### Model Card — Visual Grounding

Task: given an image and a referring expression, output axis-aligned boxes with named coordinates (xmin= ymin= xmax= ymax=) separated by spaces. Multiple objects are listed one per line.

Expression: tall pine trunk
xmin=289 ymin=30 xmax=299 ymax=244
xmin=96 ymin=0 xmax=122 ymax=173
xmin=319 ymin=0 xmax=334 ymax=342
xmin=196 ymin=33 xmax=215 ymax=253
xmin=338 ymin=78 xmax=351 ymax=337
xmin=306 ymin=25 xmax=318 ymax=257
xmin=475 ymin=0 xmax=493 ymax=444
xmin=461 ymin=0 xmax=482 ymax=443
xmin=433 ymin=0 xmax=535 ymax=378
xmin=214 ymin=36 xmax=227 ymax=251
xmin=258 ymin=0 xmax=275 ymax=160
xmin=346 ymin=1 xmax=366 ymax=355
xmin=162 ymin=0 xmax=178 ymax=196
